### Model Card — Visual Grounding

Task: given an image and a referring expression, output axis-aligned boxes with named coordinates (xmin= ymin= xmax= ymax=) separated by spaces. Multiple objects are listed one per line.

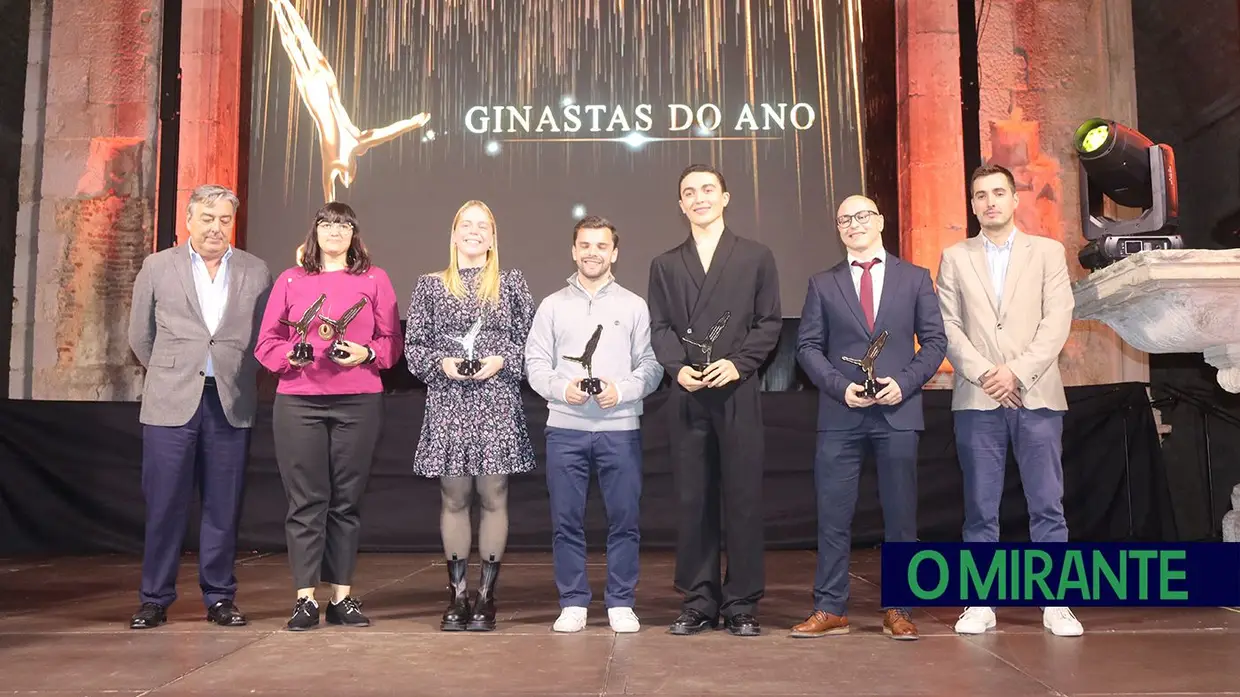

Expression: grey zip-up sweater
xmin=524 ymin=274 xmax=664 ymax=432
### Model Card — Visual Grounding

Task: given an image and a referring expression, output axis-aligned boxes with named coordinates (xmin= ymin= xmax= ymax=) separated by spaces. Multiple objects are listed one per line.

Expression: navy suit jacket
xmin=795 ymin=254 xmax=947 ymax=431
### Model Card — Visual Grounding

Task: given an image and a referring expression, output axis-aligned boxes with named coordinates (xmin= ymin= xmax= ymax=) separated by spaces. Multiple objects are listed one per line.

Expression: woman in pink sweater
xmin=255 ymin=201 xmax=402 ymax=631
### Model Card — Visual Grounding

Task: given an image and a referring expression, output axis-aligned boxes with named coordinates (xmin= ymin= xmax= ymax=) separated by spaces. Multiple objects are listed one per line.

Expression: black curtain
xmin=0 ymin=382 xmax=1173 ymax=556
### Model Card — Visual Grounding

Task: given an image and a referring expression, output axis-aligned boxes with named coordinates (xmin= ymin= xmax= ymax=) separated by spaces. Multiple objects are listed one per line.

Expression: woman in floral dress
xmin=404 ymin=199 xmax=535 ymax=632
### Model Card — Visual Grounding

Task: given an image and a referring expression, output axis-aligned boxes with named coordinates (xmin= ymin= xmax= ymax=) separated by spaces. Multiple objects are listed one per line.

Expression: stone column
xmin=11 ymin=0 xmax=160 ymax=399
xmin=976 ymin=0 xmax=1149 ymax=386
xmin=177 ymin=0 xmax=246 ymax=246
xmin=895 ymin=0 xmax=968 ymax=386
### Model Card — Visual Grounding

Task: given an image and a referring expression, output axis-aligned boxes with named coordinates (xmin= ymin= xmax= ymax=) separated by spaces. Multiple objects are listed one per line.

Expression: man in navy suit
xmin=790 ymin=195 xmax=947 ymax=641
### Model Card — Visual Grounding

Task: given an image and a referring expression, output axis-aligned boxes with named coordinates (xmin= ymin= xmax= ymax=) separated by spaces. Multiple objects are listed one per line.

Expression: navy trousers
xmin=954 ymin=407 xmax=1068 ymax=543
xmin=140 ymin=383 xmax=250 ymax=609
xmin=812 ymin=410 xmax=919 ymax=615
xmin=545 ymin=427 xmax=643 ymax=608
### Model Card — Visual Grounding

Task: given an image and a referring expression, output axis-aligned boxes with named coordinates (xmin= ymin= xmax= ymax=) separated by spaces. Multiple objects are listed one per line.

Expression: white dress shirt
xmin=847 ymin=246 xmax=887 ymax=318
xmin=187 ymin=240 xmax=233 ymax=377
xmin=982 ymin=230 xmax=1015 ymax=309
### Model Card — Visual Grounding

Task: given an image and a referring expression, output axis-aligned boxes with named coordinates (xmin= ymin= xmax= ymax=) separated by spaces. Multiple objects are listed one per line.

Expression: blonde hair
xmin=442 ymin=200 xmax=501 ymax=305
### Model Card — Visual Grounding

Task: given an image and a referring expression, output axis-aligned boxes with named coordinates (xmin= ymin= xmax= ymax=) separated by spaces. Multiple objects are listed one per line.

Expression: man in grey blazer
xmin=127 ymin=184 xmax=273 ymax=629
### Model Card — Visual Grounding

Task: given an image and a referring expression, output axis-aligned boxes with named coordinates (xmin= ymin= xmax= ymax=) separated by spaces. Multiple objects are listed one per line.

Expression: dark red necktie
xmin=852 ymin=258 xmax=881 ymax=331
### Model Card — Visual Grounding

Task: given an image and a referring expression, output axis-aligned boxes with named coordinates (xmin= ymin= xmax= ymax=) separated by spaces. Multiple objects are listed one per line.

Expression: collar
xmin=567 ymin=272 xmax=616 ymax=297
xmin=981 ymin=228 xmax=1018 ymax=251
xmin=846 ymin=246 xmax=887 ymax=266
xmin=187 ymin=238 xmax=233 ymax=263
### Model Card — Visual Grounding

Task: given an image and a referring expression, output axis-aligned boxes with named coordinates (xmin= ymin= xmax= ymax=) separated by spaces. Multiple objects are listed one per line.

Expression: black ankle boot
xmin=467 ymin=559 xmax=501 ymax=631
xmin=440 ymin=558 xmax=471 ymax=631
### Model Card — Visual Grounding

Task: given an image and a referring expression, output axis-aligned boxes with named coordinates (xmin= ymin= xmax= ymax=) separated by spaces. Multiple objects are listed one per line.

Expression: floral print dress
xmin=404 ymin=266 xmax=537 ymax=478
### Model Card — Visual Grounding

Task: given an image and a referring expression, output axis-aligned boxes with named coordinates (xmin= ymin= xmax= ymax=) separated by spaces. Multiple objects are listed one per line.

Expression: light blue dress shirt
xmin=187 ymin=240 xmax=233 ymax=377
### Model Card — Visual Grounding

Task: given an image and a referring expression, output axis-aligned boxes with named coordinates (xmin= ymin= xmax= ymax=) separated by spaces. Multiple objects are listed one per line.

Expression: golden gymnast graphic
xmin=269 ymin=0 xmax=431 ymax=203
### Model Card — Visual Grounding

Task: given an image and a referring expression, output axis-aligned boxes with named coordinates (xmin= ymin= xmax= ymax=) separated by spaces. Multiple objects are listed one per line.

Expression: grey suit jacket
xmin=128 ymin=245 xmax=273 ymax=428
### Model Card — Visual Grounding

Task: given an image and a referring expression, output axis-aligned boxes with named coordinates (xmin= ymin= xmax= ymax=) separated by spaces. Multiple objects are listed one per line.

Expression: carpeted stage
xmin=0 ymin=381 xmax=1172 ymax=556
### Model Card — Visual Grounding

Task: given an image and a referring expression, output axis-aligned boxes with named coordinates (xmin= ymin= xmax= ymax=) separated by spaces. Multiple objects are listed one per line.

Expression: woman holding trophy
xmin=404 ymin=199 xmax=536 ymax=632
xmin=255 ymin=201 xmax=402 ymax=631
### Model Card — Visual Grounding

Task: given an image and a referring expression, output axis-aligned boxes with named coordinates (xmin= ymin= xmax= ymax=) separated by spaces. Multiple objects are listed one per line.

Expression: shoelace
xmin=336 ymin=596 xmax=364 ymax=614
xmin=1046 ymin=607 xmax=1076 ymax=621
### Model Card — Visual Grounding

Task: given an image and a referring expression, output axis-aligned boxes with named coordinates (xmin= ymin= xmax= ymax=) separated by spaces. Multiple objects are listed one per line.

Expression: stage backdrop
xmin=246 ymin=0 xmax=868 ymax=310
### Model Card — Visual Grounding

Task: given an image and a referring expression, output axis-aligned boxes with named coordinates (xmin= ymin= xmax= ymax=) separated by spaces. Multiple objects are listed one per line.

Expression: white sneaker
xmin=954 ymin=606 xmax=997 ymax=634
xmin=608 ymin=607 xmax=640 ymax=633
xmin=1042 ymin=607 xmax=1083 ymax=637
xmin=553 ymin=606 xmax=588 ymax=633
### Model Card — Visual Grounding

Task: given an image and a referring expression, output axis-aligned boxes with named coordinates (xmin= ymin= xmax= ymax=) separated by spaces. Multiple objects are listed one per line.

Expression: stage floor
xmin=1 ymin=550 xmax=1238 ymax=696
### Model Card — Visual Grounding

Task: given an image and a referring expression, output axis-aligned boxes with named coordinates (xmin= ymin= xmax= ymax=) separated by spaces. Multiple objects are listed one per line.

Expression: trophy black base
xmin=580 ymin=377 xmax=603 ymax=395
xmin=292 ymin=342 xmax=314 ymax=363
xmin=860 ymin=379 xmax=880 ymax=399
xmin=457 ymin=359 xmax=483 ymax=377
xmin=688 ymin=364 xmax=710 ymax=375
xmin=329 ymin=341 xmax=351 ymax=361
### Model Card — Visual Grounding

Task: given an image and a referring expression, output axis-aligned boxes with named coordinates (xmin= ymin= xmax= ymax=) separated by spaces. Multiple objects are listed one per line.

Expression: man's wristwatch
xmin=364 ymin=346 xmax=376 ymax=364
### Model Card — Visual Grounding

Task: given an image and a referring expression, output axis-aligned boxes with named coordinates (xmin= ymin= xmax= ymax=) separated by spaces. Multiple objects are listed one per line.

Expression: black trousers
xmin=669 ymin=379 xmax=764 ymax=618
xmin=273 ymin=392 xmax=383 ymax=589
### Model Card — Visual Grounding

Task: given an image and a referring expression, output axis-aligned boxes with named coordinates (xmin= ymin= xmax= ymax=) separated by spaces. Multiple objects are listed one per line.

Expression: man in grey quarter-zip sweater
xmin=525 ymin=215 xmax=664 ymax=634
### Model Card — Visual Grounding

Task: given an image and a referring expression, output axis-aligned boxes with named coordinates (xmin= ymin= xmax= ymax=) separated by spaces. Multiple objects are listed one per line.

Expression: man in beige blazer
xmin=936 ymin=164 xmax=1083 ymax=638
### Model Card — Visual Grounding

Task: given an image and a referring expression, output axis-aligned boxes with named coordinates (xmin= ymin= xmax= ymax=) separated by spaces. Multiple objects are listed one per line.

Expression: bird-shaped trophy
xmin=680 ymin=311 xmax=731 ymax=374
xmin=280 ymin=293 xmax=327 ymax=363
xmin=841 ymin=330 xmax=889 ymax=398
xmin=317 ymin=297 xmax=368 ymax=361
xmin=562 ymin=324 xmax=604 ymax=395
xmin=448 ymin=315 xmax=484 ymax=377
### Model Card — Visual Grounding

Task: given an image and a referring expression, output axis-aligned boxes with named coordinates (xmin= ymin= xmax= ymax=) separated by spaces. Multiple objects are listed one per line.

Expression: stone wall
xmin=974 ymin=0 xmax=1148 ymax=386
xmin=0 ymin=0 xmax=34 ymax=397
xmin=177 ymin=0 xmax=246 ymax=247
xmin=12 ymin=0 xmax=161 ymax=399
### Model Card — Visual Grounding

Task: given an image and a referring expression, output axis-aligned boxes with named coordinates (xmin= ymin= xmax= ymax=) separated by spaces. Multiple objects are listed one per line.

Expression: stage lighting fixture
xmin=1074 ymin=117 xmax=1183 ymax=270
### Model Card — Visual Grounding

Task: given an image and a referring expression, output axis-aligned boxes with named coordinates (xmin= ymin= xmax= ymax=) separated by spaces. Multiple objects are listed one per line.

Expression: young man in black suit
xmin=647 ymin=164 xmax=782 ymax=636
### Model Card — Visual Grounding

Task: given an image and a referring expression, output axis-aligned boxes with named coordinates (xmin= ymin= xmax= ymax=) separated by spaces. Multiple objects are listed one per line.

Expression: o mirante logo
xmin=881 ymin=543 xmax=1240 ymax=607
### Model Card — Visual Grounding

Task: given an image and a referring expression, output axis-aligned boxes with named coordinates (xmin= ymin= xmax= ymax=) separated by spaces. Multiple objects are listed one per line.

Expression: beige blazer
xmin=936 ymin=229 xmax=1073 ymax=412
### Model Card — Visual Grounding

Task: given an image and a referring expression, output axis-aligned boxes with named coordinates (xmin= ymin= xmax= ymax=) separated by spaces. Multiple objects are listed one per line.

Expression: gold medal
xmin=318 ymin=323 xmax=335 ymax=341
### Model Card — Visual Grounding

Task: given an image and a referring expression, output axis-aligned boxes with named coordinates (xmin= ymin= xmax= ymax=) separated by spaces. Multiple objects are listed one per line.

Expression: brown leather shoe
xmin=789 ymin=610 xmax=849 ymax=638
xmin=883 ymin=609 xmax=919 ymax=640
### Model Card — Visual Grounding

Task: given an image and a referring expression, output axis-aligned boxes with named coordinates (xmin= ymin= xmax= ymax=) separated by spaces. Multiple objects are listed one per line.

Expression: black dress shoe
xmin=130 ymin=602 xmax=166 ymax=629
xmin=668 ymin=609 xmax=718 ymax=635
xmin=206 ymin=600 xmax=248 ymax=626
xmin=724 ymin=613 xmax=761 ymax=636
xmin=286 ymin=597 xmax=320 ymax=631
xmin=326 ymin=596 xmax=371 ymax=627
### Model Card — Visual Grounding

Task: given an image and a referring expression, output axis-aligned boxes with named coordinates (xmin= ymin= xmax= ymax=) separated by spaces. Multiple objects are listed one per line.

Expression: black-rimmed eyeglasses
xmin=837 ymin=210 xmax=879 ymax=227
